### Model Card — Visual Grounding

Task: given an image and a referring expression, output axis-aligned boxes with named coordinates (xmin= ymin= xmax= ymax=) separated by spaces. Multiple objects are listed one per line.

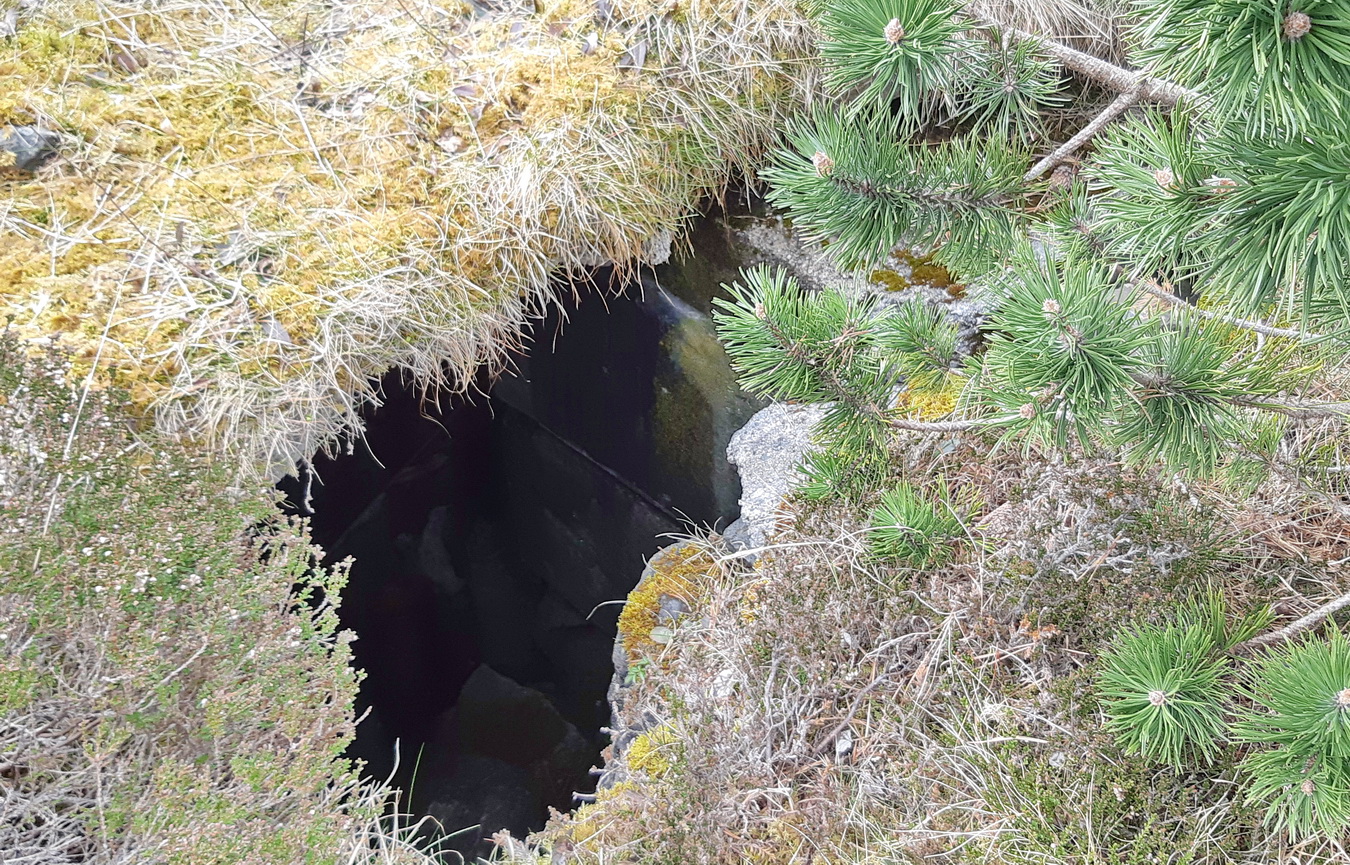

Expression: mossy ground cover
xmin=1 ymin=0 xmax=816 ymax=475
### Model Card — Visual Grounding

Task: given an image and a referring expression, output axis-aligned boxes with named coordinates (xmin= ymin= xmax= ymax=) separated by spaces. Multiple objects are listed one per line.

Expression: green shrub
xmin=0 ymin=337 xmax=425 ymax=863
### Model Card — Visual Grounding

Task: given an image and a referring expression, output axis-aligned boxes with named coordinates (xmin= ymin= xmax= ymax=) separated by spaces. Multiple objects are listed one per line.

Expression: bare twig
xmin=1024 ymin=89 xmax=1140 ymax=182
xmin=1139 ymin=282 xmax=1329 ymax=342
xmin=1234 ymin=591 xmax=1350 ymax=652
xmin=977 ymin=21 xmax=1202 ymax=107
xmin=890 ymin=416 xmax=983 ymax=433
xmin=1232 ymin=397 xmax=1350 ymax=420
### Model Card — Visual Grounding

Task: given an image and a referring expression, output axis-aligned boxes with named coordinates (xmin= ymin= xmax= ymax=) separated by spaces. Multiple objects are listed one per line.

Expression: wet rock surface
xmin=418 ymin=666 xmax=595 ymax=858
xmin=282 ymin=246 xmax=766 ymax=855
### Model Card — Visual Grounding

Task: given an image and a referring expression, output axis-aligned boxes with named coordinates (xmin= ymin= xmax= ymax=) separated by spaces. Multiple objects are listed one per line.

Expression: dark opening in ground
xmin=277 ymin=253 xmax=760 ymax=857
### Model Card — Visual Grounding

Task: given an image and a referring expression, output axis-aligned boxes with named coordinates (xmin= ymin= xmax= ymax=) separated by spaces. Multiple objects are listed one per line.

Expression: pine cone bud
xmin=1041 ymin=298 xmax=1062 ymax=318
xmin=1302 ymin=778 xmax=1317 ymax=796
xmin=1018 ymin=403 xmax=1036 ymax=420
xmin=1337 ymin=687 xmax=1350 ymax=707
xmin=1148 ymin=690 xmax=1168 ymax=707
xmin=1048 ymin=163 xmax=1076 ymax=192
xmin=884 ymin=18 xmax=906 ymax=44
xmin=812 ymin=151 xmax=835 ymax=177
xmin=1153 ymin=167 xmax=1176 ymax=190
xmin=1283 ymin=11 xmax=1312 ymax=40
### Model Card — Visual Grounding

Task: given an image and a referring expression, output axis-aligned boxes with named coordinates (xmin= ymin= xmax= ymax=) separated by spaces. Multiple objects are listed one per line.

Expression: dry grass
xmin=1 ymin=0 xmax=818 ymax=477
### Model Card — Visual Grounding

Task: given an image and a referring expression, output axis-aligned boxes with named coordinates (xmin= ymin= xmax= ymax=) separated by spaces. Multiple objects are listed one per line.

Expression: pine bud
xmin=884 ymin=18 xmax=905 ymax=44
xmin=753 ymin=302 xmax=767 ymax=320
xmin=812 ymin=151 xmax=835 ymax=177
xmin=1041 ymin=298 xmax=1062 ymax=318
xmin=1153 ymin=167 xmax=1176 ymax=190
xmin=1337 ymin=687 xmax=1350 ymax=707
xmin=1048 ymin=164 xmax=1076 ymax=192
xmin=1283 ymin=11 xmax=1312 ymax=40
xmin=1018 ymin=403 xmax=1036 ymax=420
xmin=1148 ymin=690 xmax=1168 ymax=707
xmin=1302 ymin=778 xmax=1317 ymax=796
xmin=1203 ymin=175 xmax=1237 ymax=193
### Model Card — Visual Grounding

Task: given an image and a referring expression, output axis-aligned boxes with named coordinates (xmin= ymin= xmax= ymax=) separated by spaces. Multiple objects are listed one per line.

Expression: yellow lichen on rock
xmin=616 ymin=541 xmax=712 ymax=657
xmin=625 ymin=724 xmax=679 ymax=776
xmin=893 ymin=374 xmax=964 ymax=420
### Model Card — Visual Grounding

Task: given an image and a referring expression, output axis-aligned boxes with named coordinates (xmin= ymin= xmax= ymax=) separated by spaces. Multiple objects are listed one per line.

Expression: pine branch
xmin=1139 ymin=282 xmax=1331 ymax=343
xmin=891 ymin=416 xmax=982 ymax=432
xmin=830 ymin=173 xmax=1009 ymax=211
xmin=1231 ymin=397 xmax=1350 ymax=421
xmin=757 ymin=310 xmax=983 ymax=433
xmin=1126 ymin=371 xmax=1350 ymax=423
xmin=973 ymin=20 xmax=1201 ymax=107
xmin=1233 ymin=592 xmax=1350 ymax=653
xmin=1024 ymin=90 xmax=1140 ymax=182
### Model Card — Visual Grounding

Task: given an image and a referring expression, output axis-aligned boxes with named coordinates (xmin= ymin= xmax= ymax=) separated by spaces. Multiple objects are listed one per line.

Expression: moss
xmin=893 ymin=374 xmax=964 ymax=419
xmin=2 ymin=0 xmax=815 ymax=464
xmin=869 ymin=267 xmax=911 ymax=292
xmin=617 ymin=543 xmax=711 ymax=658
xmin=869 ymin=252 xmax=959 ymax=293
xmin=627 ymin=724 xmax=679 ymax=776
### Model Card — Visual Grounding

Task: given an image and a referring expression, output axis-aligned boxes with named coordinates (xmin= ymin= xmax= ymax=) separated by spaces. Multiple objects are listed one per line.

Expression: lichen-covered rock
xmin=725 ymin=402 xmax=828 ymax=549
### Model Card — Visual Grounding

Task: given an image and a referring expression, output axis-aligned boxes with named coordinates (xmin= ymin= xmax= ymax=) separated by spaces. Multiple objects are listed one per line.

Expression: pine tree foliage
xmin=1133 ymin=0 xmax=1350 ymax=133
xmin=866 ymin=479 xmax=966 ymax=566
xmin=711 ymin=0 xmax=1350 ymax=844
xmin=1232 ymin=630 xmax=1350 ymax=838
xmin=1096 ymin=617 xmax=1230 ymax=767
xmin=954 ymin=40 xmax=1067 ymax=144
xmin=977 ymin=248 xmax=1148 ymax=449
xmin=1080 ymin=111 xmax=1222 ymax=284
xmin=716 ymin=0 xmax=1350 ymax=488
xmin=817 ymin=0 xmax=966 ymax=115
xmin=762 ymin=113 xmax=1025 ymax=272
xmin=713 ymin=265 xmax=898 ymax=455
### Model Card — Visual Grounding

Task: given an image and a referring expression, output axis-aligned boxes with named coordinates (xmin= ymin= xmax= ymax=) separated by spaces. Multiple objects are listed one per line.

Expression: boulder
xmin=725 ymin=403 xmax=828 ymax=549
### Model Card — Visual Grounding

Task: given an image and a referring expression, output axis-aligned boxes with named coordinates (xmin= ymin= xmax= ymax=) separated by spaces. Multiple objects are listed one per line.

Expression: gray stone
xmin=462 ymin=523 xmax=537 ymax=680
xmin=725 ymin=403 xmax=828 ymax=548
xmin=720 ymin=516 xmax=751 ymax=551
xmin=455 ymin=664 xmax=572 ymax=766
xmin=422 ymin=755 xmax=539 ymax=859
xmin=656 ymin=593 xmax=690 ymax=625
xmin=420 ymin=665 xmax=598 ymax=858
xmin=1 ymin=125 xmax=60 ymax=173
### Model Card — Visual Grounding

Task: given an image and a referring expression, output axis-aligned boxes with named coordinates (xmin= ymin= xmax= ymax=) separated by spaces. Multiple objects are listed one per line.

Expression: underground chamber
xmin=278 ymin=250 xmax=762 ymax=855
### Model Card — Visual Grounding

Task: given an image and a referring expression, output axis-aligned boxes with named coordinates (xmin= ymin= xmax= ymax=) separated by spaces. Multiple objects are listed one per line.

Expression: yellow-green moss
xmin=894 ymin=375 xmax=965 ymax=420
xmin=1 ymin=0 xmax=815 ymax=468
xmin=626 ymin=724 xmax=678 ymax=776
xmin=616 ymin=543 xmax=711 ymax=657
xmin=869 ymin=252 xmax=959 ymax=294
